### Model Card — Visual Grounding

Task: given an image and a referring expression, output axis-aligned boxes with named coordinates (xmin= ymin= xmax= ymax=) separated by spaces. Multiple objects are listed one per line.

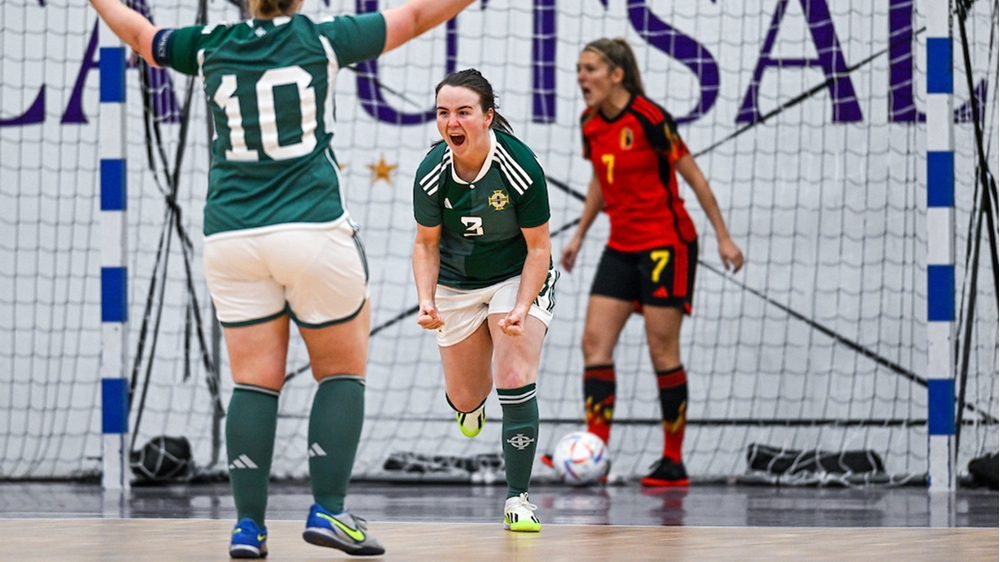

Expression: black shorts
xmin=590 ymin=240 xmax=699 ymax=314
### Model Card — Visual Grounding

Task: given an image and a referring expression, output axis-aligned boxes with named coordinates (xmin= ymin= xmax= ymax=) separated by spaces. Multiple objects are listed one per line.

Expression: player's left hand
xmin=718 ymin=237 xmax=744 ymax=273
xmin=497 ymin=310 xmax=525 ymax=337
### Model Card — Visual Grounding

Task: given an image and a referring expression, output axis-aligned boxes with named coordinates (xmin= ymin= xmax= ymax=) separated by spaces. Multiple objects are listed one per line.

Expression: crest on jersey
xmin=489 ymin=190 xmax=509 ymax=210
xmin=620 ymin=127 xmax=634 ymax=149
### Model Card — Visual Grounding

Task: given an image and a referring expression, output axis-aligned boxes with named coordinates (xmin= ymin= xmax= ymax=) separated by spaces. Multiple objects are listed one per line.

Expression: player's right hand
xmin=560 ymin=237 xmax=583 ymax=272
xmin=416 ymin=300 xmax=444 ymax=330
xmin=718 ymin=237 xmax=744 ymax=273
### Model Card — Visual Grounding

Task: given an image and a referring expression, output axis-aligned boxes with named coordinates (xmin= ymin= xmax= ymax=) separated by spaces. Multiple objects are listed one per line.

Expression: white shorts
xmin=434 ymin=265 xmax=558 ymax=347
xmin=203 ymin=218 xmax=369 ymax=328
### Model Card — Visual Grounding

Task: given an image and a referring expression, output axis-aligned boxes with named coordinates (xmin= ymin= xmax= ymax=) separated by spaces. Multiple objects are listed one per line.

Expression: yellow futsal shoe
xmin=503 ymin=492 xmax=541 ymax=532
xmin=456 ymin=403 xmax=486 ymax=438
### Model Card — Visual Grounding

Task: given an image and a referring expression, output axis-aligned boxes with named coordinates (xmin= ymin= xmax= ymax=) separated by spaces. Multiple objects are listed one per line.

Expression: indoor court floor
xmin=0 ymin=481 xmax=996 ymax=561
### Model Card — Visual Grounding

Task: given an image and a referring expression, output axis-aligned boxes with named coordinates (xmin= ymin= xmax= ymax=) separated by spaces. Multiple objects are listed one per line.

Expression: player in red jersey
xmin=560 ymin=38 xmax=744 ymax=486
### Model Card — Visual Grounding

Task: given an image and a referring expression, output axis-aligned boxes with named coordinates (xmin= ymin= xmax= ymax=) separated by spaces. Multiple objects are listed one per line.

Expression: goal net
xmin=2 ymin=0 xmax=997 ymax=483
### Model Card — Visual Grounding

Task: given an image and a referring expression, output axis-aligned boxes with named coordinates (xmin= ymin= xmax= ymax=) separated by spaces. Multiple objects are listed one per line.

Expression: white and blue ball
xmin=551 ymin=431 xmax=609 ymax=486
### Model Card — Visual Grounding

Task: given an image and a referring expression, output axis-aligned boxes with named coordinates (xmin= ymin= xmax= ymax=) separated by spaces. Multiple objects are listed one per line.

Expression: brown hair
xmin=246 ymin=0 xmax=296 ymax=18
xmin=583 ymin=38 xmax=645 ymax=97
xmin=435 ymin=68 xmax=513 ymax=134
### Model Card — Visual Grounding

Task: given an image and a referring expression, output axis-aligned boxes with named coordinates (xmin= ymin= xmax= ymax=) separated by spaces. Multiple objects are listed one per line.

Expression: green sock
xmin=309 ymin=376 xmax=365 ymax=513
xmin=226 ymin=385 xmax=278 ymax=527
xmin=498 ymin=383 xmax=539 ymax=498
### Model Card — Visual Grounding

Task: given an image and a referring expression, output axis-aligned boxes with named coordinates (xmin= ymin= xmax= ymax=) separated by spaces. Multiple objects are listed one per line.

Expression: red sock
xmin=656 ymin=366 xmax=687 ymax=462
xmin=584 ymin=365 xmax=615 ymax=444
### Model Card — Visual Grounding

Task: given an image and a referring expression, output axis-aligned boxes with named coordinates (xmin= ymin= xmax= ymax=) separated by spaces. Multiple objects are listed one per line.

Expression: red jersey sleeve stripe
xmin=631 ymin=96 xmax=665 ymax=124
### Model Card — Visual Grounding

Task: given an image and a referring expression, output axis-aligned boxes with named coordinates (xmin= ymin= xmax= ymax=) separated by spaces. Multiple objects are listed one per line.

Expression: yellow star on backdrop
xmin=366 ymin=154 xmax=398 ymax=186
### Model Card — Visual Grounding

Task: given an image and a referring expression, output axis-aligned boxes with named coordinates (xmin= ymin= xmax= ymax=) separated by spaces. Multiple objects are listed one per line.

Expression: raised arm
xmin=674 ymin=153 xmax=744 ymax=273
xmin=89 ymin=0 xmax=160 ymax=66
xmin=381 ymin=0 xmax=475 ymax=53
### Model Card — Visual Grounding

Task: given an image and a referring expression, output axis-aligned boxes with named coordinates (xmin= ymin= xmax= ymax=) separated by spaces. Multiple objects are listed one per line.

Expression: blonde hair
xmin=246 ymin=0 xmax=296 ymax=18
xmin=583 ymin=38 xmax=645 ymax=97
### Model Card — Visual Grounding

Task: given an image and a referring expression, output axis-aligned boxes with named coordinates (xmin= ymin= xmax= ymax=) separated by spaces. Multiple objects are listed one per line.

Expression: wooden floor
xmin=5 ymin=481 xmax=997 ymax=527
xmin=1 ymin=518 xmax=996 ymax=561
xmin=1 ymin=482 xmax=996 ymax=560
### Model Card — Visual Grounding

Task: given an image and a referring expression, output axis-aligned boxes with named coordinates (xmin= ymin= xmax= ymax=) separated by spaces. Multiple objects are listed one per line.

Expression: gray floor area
xmin=0 ymin=481 xmax=996 ymax=528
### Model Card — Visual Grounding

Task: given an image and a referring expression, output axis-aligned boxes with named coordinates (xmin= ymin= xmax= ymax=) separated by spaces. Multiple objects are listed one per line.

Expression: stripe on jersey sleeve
xmin=494 ymin=144 xmax=532 ymax=194
xmin=419 ymin=151 xmax=451 ymax=197
xmin=631 ymin=95 xmax=665 ymax=124
xmin=317 ymin=36 xmax=342 ymax=134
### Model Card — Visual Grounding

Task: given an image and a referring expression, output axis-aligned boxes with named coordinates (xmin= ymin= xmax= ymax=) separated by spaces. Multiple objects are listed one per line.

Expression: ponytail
xmin=583 ymin=38 xmax=645 ymax=97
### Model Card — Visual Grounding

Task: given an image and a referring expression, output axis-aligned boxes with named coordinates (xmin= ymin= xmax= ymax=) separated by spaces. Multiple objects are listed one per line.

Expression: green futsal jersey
xmin=413 ymin=129 xmax=550 ymax=289
xmin=153 ymin=13 xmax=386 ymax=236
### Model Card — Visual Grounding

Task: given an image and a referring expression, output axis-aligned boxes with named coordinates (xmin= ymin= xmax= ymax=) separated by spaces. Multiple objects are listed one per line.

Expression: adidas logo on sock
xmin=308 ymin=443 xmax=327 ymax=458
xmin=229 ymin=454 xmax=259 ymax=470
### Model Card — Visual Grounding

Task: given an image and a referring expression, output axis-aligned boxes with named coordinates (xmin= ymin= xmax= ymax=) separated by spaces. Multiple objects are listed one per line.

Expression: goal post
xmin=98 ymin=15 xmax=130 ymax=491
xmin=925 ymin=0 xmax=956 ymax=492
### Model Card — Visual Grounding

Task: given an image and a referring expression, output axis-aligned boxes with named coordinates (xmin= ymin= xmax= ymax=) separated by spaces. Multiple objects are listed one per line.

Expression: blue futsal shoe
xmin=229 ymin=517 xmax=268 ymax=558
xmin=302 ymin=504 xmax=386 ymax=556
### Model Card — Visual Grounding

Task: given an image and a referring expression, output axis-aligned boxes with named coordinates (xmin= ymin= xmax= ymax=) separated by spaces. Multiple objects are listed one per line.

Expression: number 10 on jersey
xmin=212 ymin=66 xmax=319 ymax=162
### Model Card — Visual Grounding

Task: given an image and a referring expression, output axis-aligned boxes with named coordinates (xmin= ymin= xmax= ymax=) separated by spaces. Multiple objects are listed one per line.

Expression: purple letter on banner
xmin=532 ymin=0 xmax=557 ymax=123
xmin=355 ymin=0 xmax=457 ymax=125
xmin=1 ymin=0 xmax=47 ymax=125
xmin=0 ymin=87 xmax=45 ymax=126
xmin=62 ymin=20 xmax=100 ymax=124
xmin=488 ymin=0 xmax=556 ymax=123
xmin=889 ymin=0 xmax=922 ymax=122
xmin=737 ymin=0 xmax=861 ymax=123
xmin=627 ymin=0 xmax=720 ymax=124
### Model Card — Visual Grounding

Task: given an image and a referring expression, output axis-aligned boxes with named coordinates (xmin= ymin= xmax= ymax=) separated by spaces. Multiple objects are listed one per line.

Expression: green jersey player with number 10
xmin=86 ymin=0 xmax=475 ymax=557
xmin=412 ymin=69 xmax=557 ymax=533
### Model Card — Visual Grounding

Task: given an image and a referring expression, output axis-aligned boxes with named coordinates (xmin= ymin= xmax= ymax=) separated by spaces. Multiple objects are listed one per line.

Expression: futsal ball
xmin=130 ymin=435 xmax=193 ymax=482
xmin=551 ymin=431 xmax=610 ymax=486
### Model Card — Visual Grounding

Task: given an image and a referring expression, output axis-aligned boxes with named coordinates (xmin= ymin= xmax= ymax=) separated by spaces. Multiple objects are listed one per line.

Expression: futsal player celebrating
xmin=412 ymin=69 xmax=556 ymax=532
xmin=560 ymin=38 xmax=744 ymax=487
xmin=85 ymin=0 xmax=475 ymax=556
